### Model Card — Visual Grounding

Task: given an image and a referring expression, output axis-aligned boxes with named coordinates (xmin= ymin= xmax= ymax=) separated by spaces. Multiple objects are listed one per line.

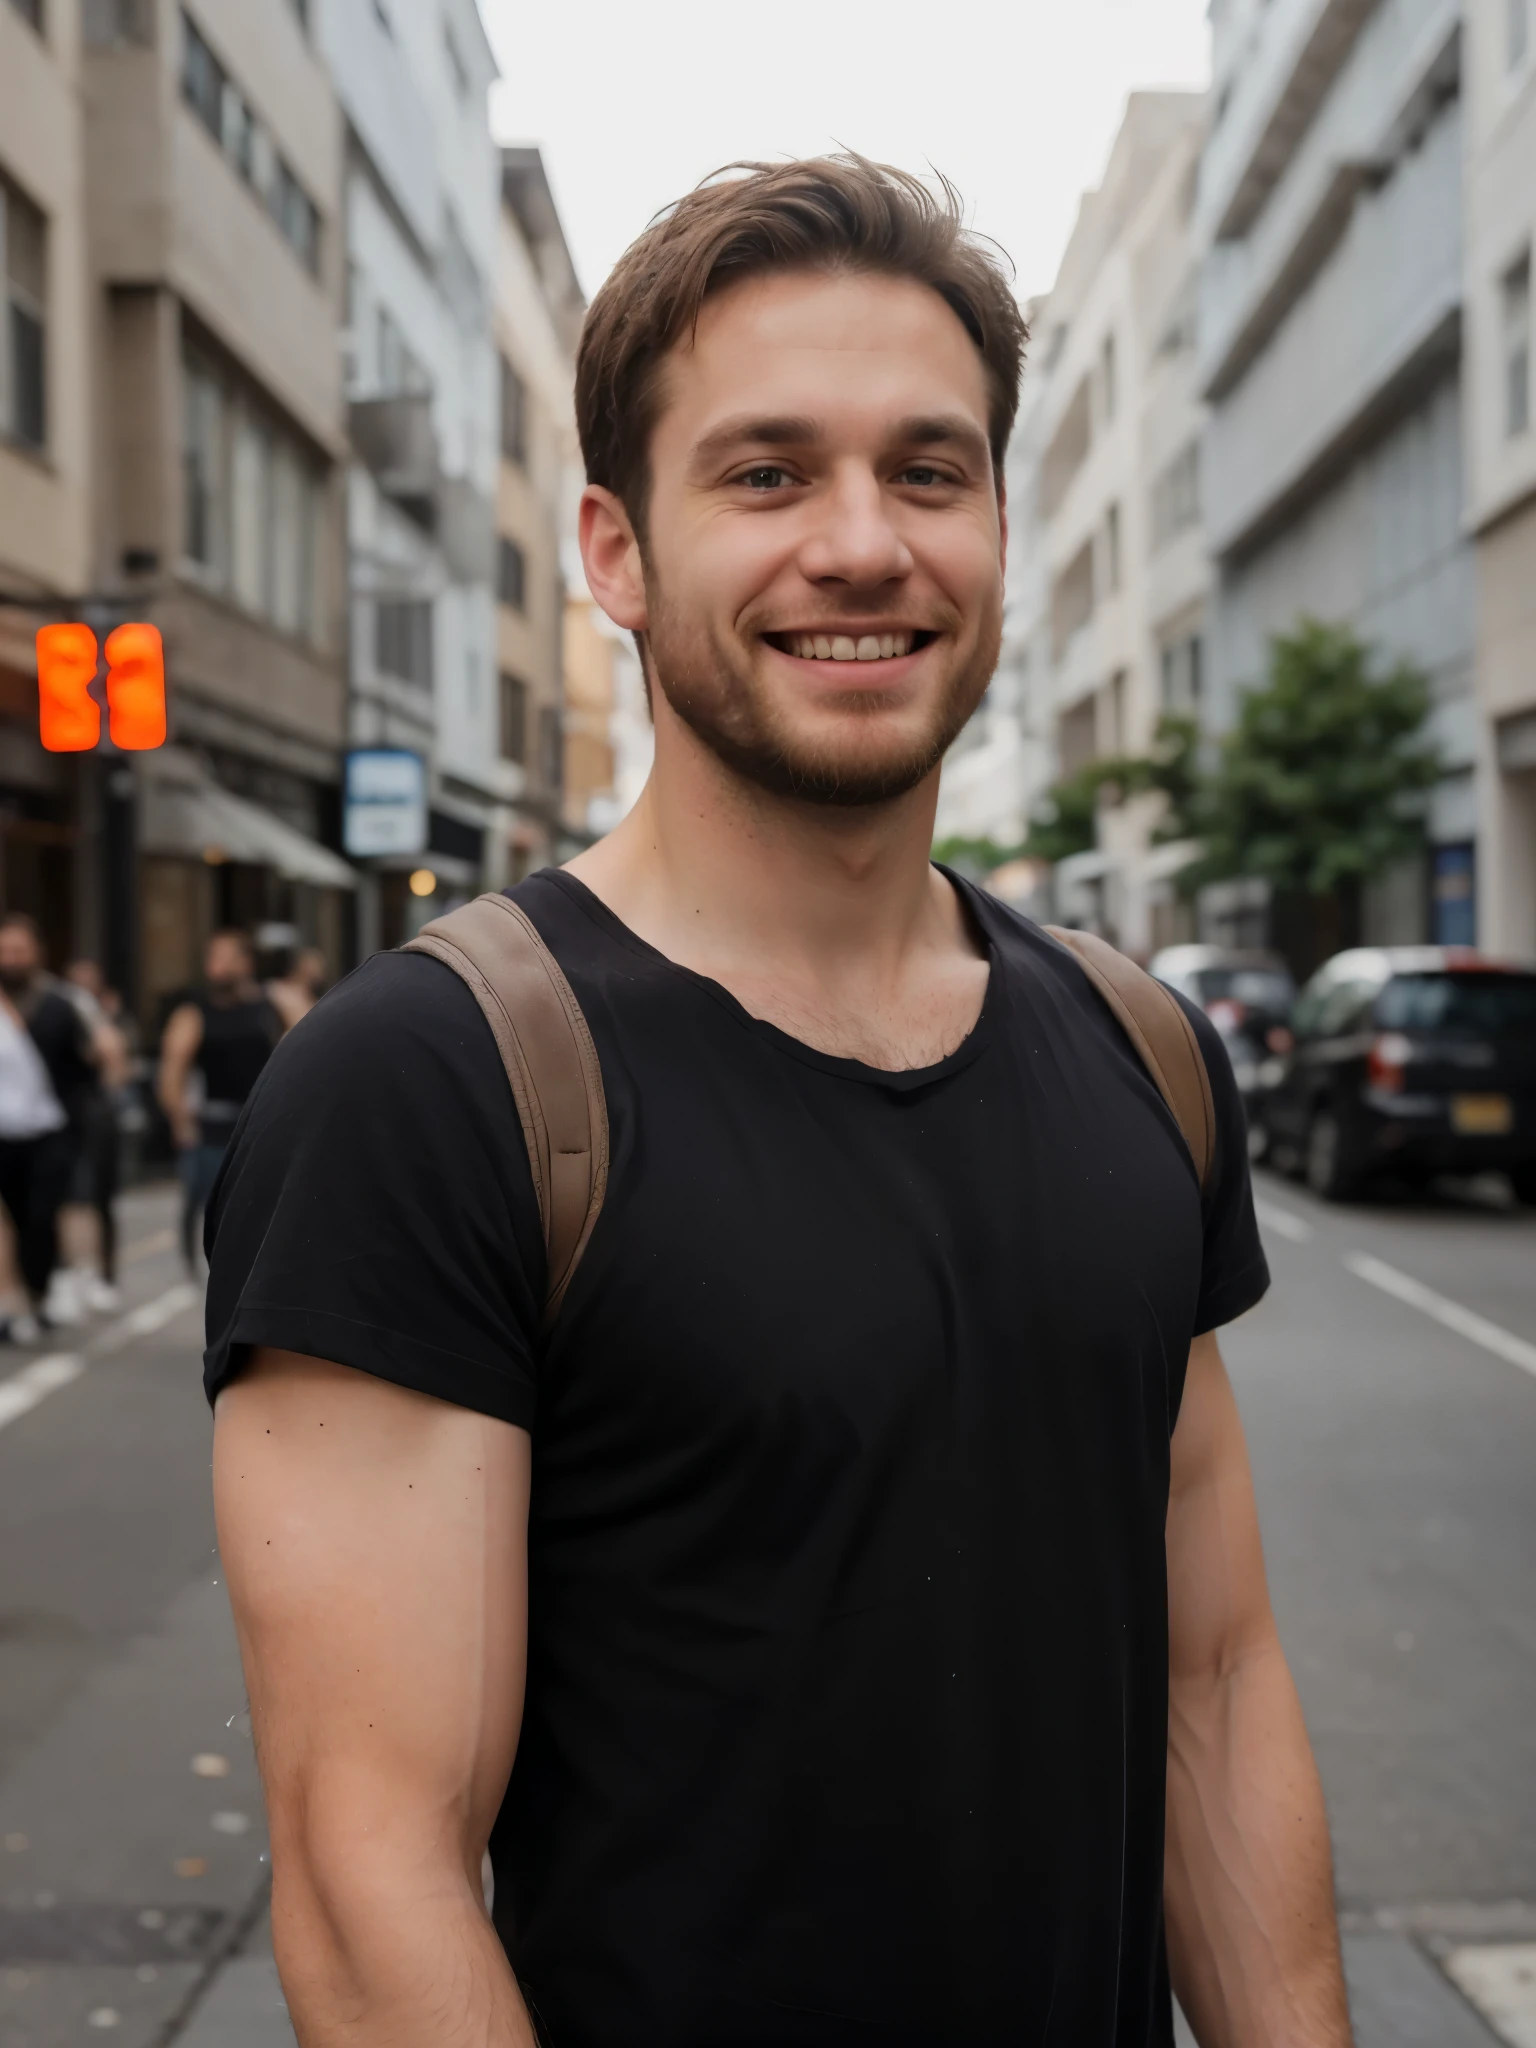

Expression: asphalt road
xmin=0 ymin=1172 xmax=1533 ymax=2046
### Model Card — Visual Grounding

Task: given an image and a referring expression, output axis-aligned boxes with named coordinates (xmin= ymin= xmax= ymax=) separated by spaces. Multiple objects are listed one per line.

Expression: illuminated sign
xmin=343 ymin=748 xmax=427 ymax=857
xmin=35 ymin=622 xmax=166 ymax=752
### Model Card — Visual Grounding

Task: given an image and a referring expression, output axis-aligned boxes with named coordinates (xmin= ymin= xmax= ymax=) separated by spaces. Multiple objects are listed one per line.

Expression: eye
xmin=898 ymin=464 xmax=950 ymax=488
xmin=736 ymin=464 xmax=796 ymax=491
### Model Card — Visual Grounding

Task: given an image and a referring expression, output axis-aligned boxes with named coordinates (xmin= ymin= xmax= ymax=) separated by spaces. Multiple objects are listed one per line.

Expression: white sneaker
xmin=41 ymin=1270 xmax=84 ymax=1327
xmin=77 ymin=1271 xmax=121 ymax=1315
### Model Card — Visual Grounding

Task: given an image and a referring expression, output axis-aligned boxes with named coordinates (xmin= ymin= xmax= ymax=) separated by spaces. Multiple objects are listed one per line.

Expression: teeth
xmin=785 ymin=631 xmax=917 ymax=660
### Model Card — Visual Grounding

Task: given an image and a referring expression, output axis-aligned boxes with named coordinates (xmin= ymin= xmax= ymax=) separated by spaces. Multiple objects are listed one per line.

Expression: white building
xmin=962 ymin=95 xmax=1209 ymax=953
xmin=322 ymin=0 xmax=500 ymax=949
xmin=1198 ymin=0 xmax=1474 ymax=947
xmin=1465 ymin=0 xmax=1536 ymax=957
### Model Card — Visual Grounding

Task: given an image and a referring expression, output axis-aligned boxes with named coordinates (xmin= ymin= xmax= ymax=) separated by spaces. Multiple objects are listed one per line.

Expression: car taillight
xmin=1368 ymin=1033 xmax=1414 ymax=1093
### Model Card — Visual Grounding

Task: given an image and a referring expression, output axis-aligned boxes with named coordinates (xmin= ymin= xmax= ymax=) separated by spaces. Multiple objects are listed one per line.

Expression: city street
xmin=0 ymin=1173 xmax=1533 ymax=2046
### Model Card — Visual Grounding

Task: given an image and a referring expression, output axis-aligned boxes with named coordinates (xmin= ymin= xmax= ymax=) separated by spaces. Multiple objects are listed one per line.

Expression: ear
xmin=579 ymin=485 xmax=648 ymax=632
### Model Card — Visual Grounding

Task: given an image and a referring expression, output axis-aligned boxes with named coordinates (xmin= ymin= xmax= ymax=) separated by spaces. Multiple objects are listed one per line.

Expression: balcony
xmin=349 ymin=393 xmax=439 ymax=523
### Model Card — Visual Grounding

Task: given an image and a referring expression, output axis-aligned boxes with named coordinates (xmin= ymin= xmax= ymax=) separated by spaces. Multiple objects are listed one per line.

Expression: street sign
xmin=343 ymin=748 xmax=427 ymax=857
xmin=35 ymin=622 xmax=166 ymax=752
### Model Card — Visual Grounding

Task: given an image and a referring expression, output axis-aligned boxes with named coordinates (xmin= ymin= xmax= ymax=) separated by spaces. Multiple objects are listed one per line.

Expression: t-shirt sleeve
xmin=202 ymin=950 xmax=545 ymax=1429
xmin=1177 ymin=995 xmax=1270 ymax=1336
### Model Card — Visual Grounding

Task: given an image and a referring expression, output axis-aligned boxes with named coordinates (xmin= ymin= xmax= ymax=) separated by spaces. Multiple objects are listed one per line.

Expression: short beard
xmin=645 ymin=591 xmax=1001 ymax=811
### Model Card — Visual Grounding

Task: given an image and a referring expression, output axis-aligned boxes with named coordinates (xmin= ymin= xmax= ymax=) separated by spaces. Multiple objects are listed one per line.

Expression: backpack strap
xmin=403 ymin=892 xmax=609 ymax=1325
xmin=1045 ymin=926 xmax=1216 ymax=1192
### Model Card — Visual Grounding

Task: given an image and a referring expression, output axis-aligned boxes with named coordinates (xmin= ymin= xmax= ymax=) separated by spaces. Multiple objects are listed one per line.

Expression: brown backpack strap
xmin=403 ymin=892 xmax=609 ymax=1325
xmin=1045 ymin=926 xmax=1216 ymax=1192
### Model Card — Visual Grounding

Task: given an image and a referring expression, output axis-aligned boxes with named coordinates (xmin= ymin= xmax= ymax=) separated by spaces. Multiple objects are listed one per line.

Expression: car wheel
xmin=1305 ymin=1110 xmax=1359 ymax=1201
xmin=1511 ymin=1164 xmax=1536 ymax=1207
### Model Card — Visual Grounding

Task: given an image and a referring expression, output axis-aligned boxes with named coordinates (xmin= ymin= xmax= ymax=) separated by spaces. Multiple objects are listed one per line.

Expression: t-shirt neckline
xmin=534 ymin=866 xmax=997 ymax=1094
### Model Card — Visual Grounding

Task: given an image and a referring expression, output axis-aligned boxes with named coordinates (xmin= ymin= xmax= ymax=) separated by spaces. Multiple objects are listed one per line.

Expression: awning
xmin=140 ymin=748 xmax=356 ymax=891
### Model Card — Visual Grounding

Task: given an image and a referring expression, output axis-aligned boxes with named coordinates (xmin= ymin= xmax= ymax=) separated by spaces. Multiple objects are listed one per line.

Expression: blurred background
xmin=0 ymin=1 xmax=1533 ymax=2044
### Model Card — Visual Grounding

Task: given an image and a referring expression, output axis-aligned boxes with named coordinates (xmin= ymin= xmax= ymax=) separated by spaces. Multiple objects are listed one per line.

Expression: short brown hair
xmin=577 ymin=155 xmax=1028 ymax=532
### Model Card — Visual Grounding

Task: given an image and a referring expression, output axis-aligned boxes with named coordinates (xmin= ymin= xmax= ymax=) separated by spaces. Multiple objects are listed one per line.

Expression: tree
xmin=1177 ymin=620 xmax=1442 ymax=904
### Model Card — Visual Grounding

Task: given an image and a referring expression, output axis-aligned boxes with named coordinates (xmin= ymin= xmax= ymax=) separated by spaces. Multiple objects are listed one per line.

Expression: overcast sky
xmin=482 ymin=0 xmax=1211 ymax=307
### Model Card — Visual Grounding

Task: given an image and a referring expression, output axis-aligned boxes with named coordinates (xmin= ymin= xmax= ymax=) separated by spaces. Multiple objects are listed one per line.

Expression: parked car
xmin=1148 ymin=945 xmax=1297 ymax=1105
xmin=1254 ymin=947 xmax=1536 ymax=1201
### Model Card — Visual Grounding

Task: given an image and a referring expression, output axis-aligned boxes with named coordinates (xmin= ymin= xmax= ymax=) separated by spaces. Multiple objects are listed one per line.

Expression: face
xmin=205 ymin=936 xmax=251 ymax=991
xmin=582 ymin=269 xmax=1006 ymax=808
xmin=0 ymin=925 xmax=42 ymax=990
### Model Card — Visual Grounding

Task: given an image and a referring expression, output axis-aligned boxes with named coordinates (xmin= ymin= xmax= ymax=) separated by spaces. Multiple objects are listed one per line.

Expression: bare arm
xmin=214 ymin=1350 xmax=536 ymax=2047
xmin=156 ymin=1003 xmax=203 ymax=1147
xmin=1164 ymin=1332 xmax=1352 ymax=2047
xmin=91 ymin=1017 xmax=130 ymax=1090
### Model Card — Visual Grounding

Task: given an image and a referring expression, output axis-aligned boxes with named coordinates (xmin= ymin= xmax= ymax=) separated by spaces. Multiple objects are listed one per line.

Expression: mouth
xmin=762 ymin=629 xmax=938 ymax=665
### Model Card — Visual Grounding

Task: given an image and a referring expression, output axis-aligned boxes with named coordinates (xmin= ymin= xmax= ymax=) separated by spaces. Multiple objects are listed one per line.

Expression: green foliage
xmin=1019 ymin=770 xmax=1102 ymax=863
xmin=1177 ymin=621 xmax=1442 ymax=898
xmin=1017 ymin=719 xmax=1193 ymax=864
xmin=931 ymin=834 xmax=1025 ymax=877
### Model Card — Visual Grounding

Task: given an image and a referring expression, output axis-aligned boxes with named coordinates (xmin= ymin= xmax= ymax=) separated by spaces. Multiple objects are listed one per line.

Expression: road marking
xmin=1343 ymin=1252 xmax=1536 ymax=1383
xmin=1442 ymin=1944 xmax=1536 ymax=2048
xmin=1254 ymin=1197 xmax=1314 ymax=1243
xmin=0 ymin=1282 xmax=200 ymax=1436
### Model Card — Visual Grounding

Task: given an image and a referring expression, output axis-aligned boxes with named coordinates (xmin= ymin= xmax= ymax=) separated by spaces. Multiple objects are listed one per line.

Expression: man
xmin=265 ymin=945 xmax=329 ymax=1032
xmin=0 ymin=914 xmax=118 ymax=1336
xmin=206 ymin=159 xmax=1352 ymax=2046
xmin=158 ymin=930 xmax=282 ymax=1274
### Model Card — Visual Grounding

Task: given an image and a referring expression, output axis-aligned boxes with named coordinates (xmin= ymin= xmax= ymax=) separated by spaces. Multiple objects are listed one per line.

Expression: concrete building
xmin=968 ymin=94 xmax=1209 ymax=954
xmin=1 ymin=0 xmax=100 ymax=967
xmin=75 ymin=0 xmax=357 ymax=1019
xmin=324 ymin=0 xmax=499 ymax=950
xmin=1465 ymin=0 xmax=1536 ymax=957
xmin=494 ymin=146 xmax=590 ymax=873
xmin=1198 ymin=0 xmax=1474 ymax=947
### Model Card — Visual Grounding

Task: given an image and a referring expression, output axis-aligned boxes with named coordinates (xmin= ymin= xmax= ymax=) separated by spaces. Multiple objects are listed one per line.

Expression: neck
xmin=569 ymin=698 xmax=955 ymax=985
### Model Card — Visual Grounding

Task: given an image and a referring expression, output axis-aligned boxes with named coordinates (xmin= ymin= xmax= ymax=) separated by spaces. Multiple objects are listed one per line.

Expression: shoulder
xmin=258 ymin=948 xmax=503 ymax=1099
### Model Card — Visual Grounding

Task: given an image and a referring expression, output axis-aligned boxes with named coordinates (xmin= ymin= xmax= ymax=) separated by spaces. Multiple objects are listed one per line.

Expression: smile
xmin=764 ymin=630 xmax=935 ymax=663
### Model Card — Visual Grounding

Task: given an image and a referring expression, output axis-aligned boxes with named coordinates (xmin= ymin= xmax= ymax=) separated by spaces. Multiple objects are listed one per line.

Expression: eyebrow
xmin=688 ymin=410 xmax=991 ymax=475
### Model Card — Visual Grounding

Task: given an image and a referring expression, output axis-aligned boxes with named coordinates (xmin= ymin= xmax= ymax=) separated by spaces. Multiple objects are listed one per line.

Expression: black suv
xmin=1258 ymin=947 xmax=1536 ymax=1200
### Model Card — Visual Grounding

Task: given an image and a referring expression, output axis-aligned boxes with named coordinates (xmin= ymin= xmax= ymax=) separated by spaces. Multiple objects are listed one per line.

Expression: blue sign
xmin=344 ymin=749 xmax=427 ymax=858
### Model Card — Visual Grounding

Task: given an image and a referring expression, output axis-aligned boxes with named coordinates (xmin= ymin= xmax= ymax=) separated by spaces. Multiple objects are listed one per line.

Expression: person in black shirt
xmin=206 ymin=160 xmax=1351 ymax=2048
xmin=159 ymin=930 xmax=283 ymax=1273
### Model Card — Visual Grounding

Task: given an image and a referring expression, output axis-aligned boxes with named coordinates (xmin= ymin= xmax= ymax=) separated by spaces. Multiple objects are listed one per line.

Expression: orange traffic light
xmin=36 ymin=623 xmax=101 ymax=752
xmin=105 ymin=622 xmax=166 ymax=750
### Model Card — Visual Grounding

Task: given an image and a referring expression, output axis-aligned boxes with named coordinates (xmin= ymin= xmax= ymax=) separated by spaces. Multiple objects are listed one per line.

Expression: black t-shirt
xmin=24 ymin=983 xmax=97 ymax=1126
xmin=205 ymin=868 xmax=1268 ymax=2048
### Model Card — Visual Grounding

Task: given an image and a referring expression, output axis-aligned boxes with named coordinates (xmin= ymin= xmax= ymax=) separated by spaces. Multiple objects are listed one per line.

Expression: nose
xmin=796 ymin=462 xmax=914 ymax=591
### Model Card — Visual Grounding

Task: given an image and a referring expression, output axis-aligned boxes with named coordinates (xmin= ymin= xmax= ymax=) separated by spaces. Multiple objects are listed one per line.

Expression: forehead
xmin=655 ymin=269 xmax=991 ymax=448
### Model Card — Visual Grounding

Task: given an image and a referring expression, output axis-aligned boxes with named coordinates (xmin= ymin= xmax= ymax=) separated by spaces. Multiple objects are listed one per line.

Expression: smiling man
xmin=204 ymin=159 xmax=1352 ymax=2047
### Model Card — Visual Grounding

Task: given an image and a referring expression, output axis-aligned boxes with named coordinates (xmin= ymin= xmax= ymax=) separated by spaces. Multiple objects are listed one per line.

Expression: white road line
xmin=1343 ymin=1252 xmax=1536 ymax=1383
xmin=0 ymin=1282 xmax=200 ymax=1435
xmin=1254 ymin=1197 xmax=1314 ymax=1243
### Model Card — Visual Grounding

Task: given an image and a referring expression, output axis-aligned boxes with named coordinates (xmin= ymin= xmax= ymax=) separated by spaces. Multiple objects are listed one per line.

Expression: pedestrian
xmin=0 ymin=914 xmax=110 ymax=1339
xmin=59 ymin=959 xmax=133 ymax=1313
xmin=265 ymin=944 xmax=328 ymax=1032
xmin=204 ymin=158 xmax=1352 ymax=2047
xmin=158 ymin=931 xmax=282 ymax=1275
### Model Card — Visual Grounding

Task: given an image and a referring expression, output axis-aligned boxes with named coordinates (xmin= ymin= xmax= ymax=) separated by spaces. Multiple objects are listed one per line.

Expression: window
xmin=180 ymin=12 xmax=320 ymax=275
xmin=2 ymin=175 xmax=46 ymax=452
xmin=181 ymin=343 xmax=324 ymax=642
xmin=376 ymin=599 xmax=434 ymax=690
xmin=498 ymin=536 xmax=527 ymax=611
xmin=1099 ymin=333 xmax=1117 ymax=424
xmin=377 ymin=308 xmax=428 ymax=396
xmin=1104 ymin=503 xmax=1121 ymax=593
xmin=83 ymin=0 xmax=153 ymax=43
xmin=1503 ymin=252 xmax=1530 ymax=439
xmin=1151 ymin=440 xmax=1202 ymax=549
xmin=1160 ymin=632 xmax=1204 ymax=714
xmin=8 ymin=0 xmax=44 ymax=31
xmin=1509 ymin=0 xmax=1530 ymax=70
xmin=500 ymin=355 xmax=526 ymax=464
xmin=538 ymin=703 xmax=563 ymax=797
xmin=499 ymin=672 xmax=527 ymax=763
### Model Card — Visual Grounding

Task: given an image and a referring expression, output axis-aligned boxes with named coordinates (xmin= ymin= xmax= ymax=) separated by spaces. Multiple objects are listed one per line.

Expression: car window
xmin=1376 ymin=973 xmax=1536 ymax=1034
xmin=1295 ymin=976 xmax=1378 ymax=1039
xmin=1192 ymin=969 xmax=1294 ymax=1012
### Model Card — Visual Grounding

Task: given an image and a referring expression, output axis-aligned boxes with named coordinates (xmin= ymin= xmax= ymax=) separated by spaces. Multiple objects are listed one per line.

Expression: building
xmin=494 ymin=146 xmax=592 ymax=872
xmin=1197 ymin=0 xmax=1473 ymax=948
xmin=1 ymin=0 xmax=99 ymax=968
xmin=324 ymin=0 xmax=500 ymax=950
xmin=961 ymin=95 xmax=1209 ymax=954
xmin=1465 ymin=0 xmax=1536 ymax=957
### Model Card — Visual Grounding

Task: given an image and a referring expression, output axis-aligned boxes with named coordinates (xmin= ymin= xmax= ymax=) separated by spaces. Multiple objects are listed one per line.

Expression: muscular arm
xmin=214 ymin=1350 xmax=536 ymax=2047
xmin=1164 ymin=1332 xmax=1352 ymax=2047
xmin=156 ymin=1003 xmax=203 ymax=1147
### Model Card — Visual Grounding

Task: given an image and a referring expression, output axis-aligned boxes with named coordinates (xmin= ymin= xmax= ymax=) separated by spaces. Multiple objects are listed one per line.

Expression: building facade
xmin=1198 ymin=0 xmax=1474 ymax=948
xmin=1465 ymin=0 xmax=1536 ymax=956
xmin=324 ymin=0 xmax=499 ymax=950
xmin=1 ymin=0 xmax=101 ymax=970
